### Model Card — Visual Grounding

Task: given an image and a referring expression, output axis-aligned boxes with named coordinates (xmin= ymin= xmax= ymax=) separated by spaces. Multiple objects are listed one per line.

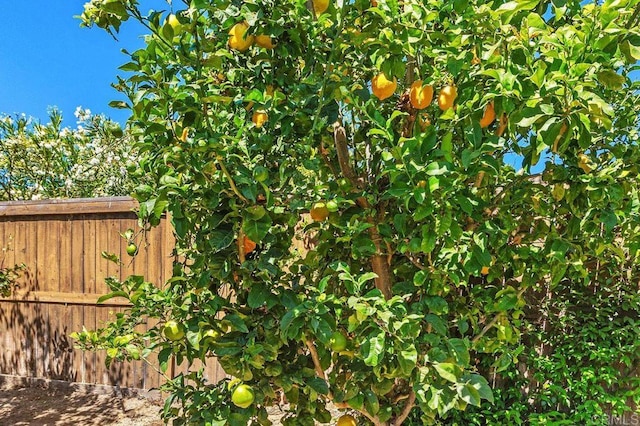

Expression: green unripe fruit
xmin=329 ymin=331 xmax=347 ymax=352
xmin=231 ymin=384 xmax=255 ymax=408
xmin=326 ymin=200 xmax=339 ymax=212
xmin=163 ymin=320 xmax=185 ymax=341
xmin=126 ymin=243 xmax=138 ymax=256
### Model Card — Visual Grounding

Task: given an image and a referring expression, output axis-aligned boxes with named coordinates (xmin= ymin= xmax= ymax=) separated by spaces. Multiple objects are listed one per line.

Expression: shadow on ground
xmin=0 ymin=385 xmax=163 ymax=426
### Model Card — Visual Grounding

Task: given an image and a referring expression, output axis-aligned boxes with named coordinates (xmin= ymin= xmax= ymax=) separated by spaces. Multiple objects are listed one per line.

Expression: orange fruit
xmin=438 ymin=85 xmax=457 ymax=111
xmin=231 ymin=384 xmax=255 ymax=408
xmin=243 ymin=236 xmax=257 ymax=254
xmin=371 ymin=73 xmax=397 ymax=101
xmin=313 ymin=0 xmax=330 ymax=15
xmin=479 ymin=102 xmax=496 ymax=128
xmin=255 ymin=35 xmax=275 ymax=49
xmin=228 ymin=22 xmax=254 ymax=51
xmin=252 ymin=110 xmax=268 ymax=128
xmin=409 ymin=80 xmax=434 ymax=109
xmin=337 ymin=414 xmax=357 ymax=426
xmin=310 ymin=202 xmax=330 ymax=221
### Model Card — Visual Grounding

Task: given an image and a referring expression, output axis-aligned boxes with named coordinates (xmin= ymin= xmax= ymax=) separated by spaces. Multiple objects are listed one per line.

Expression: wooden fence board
xmin=0 ymin=198 xmax=223 ymax=391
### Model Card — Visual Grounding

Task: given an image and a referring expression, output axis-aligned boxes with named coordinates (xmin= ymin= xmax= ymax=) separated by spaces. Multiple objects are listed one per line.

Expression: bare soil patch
xmin=0 ymin=384 xmax=163 ymax=426
xmin=0 ymin=383 xmax=346 ymax=425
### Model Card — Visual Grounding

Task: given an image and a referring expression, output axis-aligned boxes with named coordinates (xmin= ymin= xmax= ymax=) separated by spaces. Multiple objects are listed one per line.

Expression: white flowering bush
xmin=0 ymin=108 xmax=136 ymax=200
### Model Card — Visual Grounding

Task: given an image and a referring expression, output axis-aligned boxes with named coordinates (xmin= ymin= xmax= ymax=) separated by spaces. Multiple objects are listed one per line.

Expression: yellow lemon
xmin=163 ymin=320 xmax=185 ymax=341
xmin=167 ymin=14 xmax=183 ymax=34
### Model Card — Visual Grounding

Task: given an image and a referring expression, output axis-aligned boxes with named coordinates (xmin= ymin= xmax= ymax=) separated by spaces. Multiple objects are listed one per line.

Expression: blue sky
xmin=0 ymin=2 xmax=166 ymax=125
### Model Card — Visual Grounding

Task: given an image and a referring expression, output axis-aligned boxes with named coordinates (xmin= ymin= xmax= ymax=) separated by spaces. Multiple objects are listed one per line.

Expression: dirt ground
xmin=0 ymin=384 xmax=164 ymax=425
xmin=0 ymin=384 xmax=344 ymax=425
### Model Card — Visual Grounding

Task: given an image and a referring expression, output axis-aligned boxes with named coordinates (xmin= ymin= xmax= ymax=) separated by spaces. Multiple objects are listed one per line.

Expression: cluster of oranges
xmin=227 ymin=0 xmax=332 ymax=129
xmin=371 ymin=73 xmax=497 ymax=129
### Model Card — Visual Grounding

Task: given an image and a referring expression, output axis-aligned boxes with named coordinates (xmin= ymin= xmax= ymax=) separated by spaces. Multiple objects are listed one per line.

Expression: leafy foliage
xmin=0 ymin=108 xmax=135 ymax=200
xmin=76 ymin=0 xmax=640 ymax=424
xmin=0 ymin=263 xmax=25 ymax=298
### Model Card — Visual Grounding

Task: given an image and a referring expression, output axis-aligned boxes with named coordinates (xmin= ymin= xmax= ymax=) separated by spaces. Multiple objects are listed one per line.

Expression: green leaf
xmin=426 ymin=314 xmax=447 ymax=335
xmin=158 ymin=347 xmax=172 ymax=373
xmin=459 ymin=383 xmax=481 ymax=407
xmin=97 ymin=291 xmax=129 ymax=304
xmin=209 ymin=226 xmax=235 ymax=252
xmin=225 ymin=314 xmax=249 ymax=333
xmin=447 ymin=338 xmax=470 ymax=367
xmin=242 ymin=215 xmax=273 ymax=243
xmin=496 ymin=0 xmax=541 ymax=24
xmin=307 ymin=377 xmax=329 ymax=395
xmin=398 ymin=344 xmax=418 ymax=375
xmin=596 ymin=70 xmax=626 ymax=90
xmin=493 ymin=287 xmax=519 ymax=311
xmin=248 ymin=283 xmax=269 ymax=308
xmin=101 ymin=251 xmax=121 ymax=265
xmin=364 ymin=389 xmax=380 ymax=415
xmin=186 ymin=329 xmax=200 ymax=350
xmin=348 ymin=393 xmax=364 ymax=410
xmin=468 ymin=374 xmax=494 ymax=403
xmin=441 ymin=132 xmax=453 ymax=162
xmin=434 ymin=362 xmax=460 ymax=383
xmin=361 ymin=331 xmax=385 ymax=366
xmin=621 ymin=40 xmax=640 ymax=62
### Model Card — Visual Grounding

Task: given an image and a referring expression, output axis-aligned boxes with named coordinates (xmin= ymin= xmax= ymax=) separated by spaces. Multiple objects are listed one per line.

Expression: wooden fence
xmin=0 ymin=197 xmax=223 ymax=391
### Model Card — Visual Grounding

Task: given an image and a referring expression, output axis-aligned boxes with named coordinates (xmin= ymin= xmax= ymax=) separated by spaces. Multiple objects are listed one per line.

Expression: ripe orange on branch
xmin=313 ymin=0 xmax=330 ymax=15
xmin=228 ymin=22 xmax=254 ymax=51
xmin=479 ymin=102 xmax=496 ymax=128
xmin=310 ymin=202 xmax=330 ymax=221
xmin=255 ymin=35 xmax=275 ymax=49
xmin=372 ymin=73 xmax=397 ymax=101
xmin=252 ymin=110 xmax=268 ymax=128
xmin=409 ymin=80 xmax=434 ymax=109
xmin=337 ymin=414 xmax=357 ymax=426
xmin=243 ymin=236 xmax=257 ymax=254
xmin=438 ymin=85 xmax=457 ymax=111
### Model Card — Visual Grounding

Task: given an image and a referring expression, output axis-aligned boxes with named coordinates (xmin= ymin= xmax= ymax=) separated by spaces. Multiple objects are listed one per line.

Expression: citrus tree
xmin=76 ymin=0 xmax=640 ymax=424
xmin=0 ymin=108 xmax=134 ymax=200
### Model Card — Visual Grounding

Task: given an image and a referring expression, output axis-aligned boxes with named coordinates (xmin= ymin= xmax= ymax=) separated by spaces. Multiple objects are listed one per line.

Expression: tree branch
xmin=393 ymin=390 xmax=416 ymax=426
xmin=472 ymin=286 xmax=528 ymax=345
xmin=334 ymin=121 xmax=362 ymax=189
xmin=217 ymin=157 xmax=249 ymax=203
xmin=305 ymin=339 xmax=326 ymax=380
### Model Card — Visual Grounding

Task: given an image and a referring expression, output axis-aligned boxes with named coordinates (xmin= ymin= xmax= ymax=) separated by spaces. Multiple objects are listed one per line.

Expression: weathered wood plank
xmin=0 ymin=198 xmax=177 ymax=390
xmin=0 ymin=197 xmax=138 ymax=217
